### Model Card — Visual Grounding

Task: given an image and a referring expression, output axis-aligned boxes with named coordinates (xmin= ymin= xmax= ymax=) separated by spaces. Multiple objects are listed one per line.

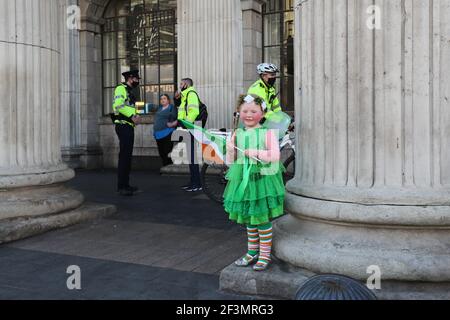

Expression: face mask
xmin=267 ymin=78 xmax=276 ymax=87
xmin=132 ymin=81 xmax=140 ymax=88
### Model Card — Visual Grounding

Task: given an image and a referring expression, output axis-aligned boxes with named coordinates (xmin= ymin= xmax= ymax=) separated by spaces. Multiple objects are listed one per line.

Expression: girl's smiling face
xmin=239 ymin=102 xmax=264 ymax=128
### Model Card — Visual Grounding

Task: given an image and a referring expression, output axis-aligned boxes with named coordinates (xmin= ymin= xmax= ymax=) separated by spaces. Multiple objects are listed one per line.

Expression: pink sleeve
xmin=254 ymin=130 xmax=280 ymax=163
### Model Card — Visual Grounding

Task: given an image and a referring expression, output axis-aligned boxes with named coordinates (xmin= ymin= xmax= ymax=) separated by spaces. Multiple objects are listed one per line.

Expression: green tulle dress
xmin=223 ymin=127 xmax=285 ymax=225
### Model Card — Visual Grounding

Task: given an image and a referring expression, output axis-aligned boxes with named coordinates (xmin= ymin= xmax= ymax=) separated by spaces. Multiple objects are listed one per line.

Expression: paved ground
xmin=0 ymin=169 xmax=252 ymax=300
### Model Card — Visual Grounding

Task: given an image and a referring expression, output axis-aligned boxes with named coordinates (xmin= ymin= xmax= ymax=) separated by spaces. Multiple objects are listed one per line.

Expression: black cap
xmin=122 ymin=70 xmax=141 ymax=80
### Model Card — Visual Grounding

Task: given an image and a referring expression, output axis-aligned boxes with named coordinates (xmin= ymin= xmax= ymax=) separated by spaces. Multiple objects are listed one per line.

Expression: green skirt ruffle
xmin=223 ymin=162 xmax=286 ymax=225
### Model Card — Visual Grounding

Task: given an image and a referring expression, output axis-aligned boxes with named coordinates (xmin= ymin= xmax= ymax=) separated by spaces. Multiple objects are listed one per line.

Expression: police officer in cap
xmin=111 ymin=69 xmax=142 ymax=196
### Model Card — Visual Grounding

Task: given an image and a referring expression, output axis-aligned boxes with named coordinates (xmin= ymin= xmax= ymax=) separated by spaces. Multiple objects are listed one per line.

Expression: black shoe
xmin=185 ymin=186 xmax=203 ymax=192
xmin=181 ymin=184 xmax=192 ymax=190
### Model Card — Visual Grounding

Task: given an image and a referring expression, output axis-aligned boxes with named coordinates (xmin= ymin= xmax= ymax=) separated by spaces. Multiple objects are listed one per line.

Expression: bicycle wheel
xmin=201 ymin=163 xmax=228 ymax=204
xmin=283 ymin=154 xmax=295 ymax=185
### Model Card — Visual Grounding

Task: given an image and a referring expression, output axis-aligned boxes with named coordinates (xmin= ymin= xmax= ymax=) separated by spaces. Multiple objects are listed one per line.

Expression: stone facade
xmin=78 ymin=1 xmax=105 ymax=168
xmin=241 ymin=0 xmax=264 ymax=91
xmin=60 ymin=0 xmax=83 ymax=169
xmin=177 ymin=0 xmax=244 ymax=130
xmin=70 ymin=0 xmax=266 ymax=168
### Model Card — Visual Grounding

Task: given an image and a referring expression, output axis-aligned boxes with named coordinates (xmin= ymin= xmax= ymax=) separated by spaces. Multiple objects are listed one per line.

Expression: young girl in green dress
xmin=223 ymin=94 xmax=285 ymax=271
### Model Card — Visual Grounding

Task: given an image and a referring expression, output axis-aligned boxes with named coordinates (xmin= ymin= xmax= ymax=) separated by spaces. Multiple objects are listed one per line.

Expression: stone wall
xmin=241 ymin=0 xmax=264 ymax=91
xmin=99 ymin=117 xmax=160 ymax=169
xmin=79 ymin=0 xmax=170 ymax=169
xmin=76 ymin=0 xmax=267 ymax=168
xmin=79 ymin=22 xmax=104 ymax=168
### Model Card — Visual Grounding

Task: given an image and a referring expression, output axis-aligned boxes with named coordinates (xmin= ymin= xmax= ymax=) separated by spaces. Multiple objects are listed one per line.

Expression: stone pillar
xmin=60 ymin=0 xmax=83 ymax=168
xmin=78 ymin=2 xmax=104 ymax=168
xmin=0 ymin=0 xmax=84 ymax=221
xmin=274 ymin=0 xmax=450 ymax=290
xmin=241 ymin=0 xmax=265 ymax=90
xmin=0 ymin=0 xmax=116 ymax=244
xmin=177 ymin=0 xmax=244 ymax=129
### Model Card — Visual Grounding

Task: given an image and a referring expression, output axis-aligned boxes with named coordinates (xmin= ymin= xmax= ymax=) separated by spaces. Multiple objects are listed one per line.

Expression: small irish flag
xmin=179 ymin=120 xmax=229 ymax=164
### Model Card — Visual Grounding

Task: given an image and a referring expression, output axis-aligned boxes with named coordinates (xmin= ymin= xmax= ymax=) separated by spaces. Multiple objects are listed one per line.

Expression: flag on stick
xmin=179 ymin=120 xmax=264 ymax=164
xmin=180 ymin=120 xmax=228 ymax=163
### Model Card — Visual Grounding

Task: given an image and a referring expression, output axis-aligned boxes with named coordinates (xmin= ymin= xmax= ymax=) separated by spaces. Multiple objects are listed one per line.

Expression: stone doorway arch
xmin=80 ymin=0 xmax=112 ymax=28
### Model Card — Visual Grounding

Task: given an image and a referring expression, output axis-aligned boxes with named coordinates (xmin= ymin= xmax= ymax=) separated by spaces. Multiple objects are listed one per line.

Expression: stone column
xmin=0 ymin=0 xmax=115 ymax=244
xmin=274 ymin=0 xmax=450 ymax=290
xmin=241 ymin=0 xmax=265 ymax=90
xmin=78 ymin=2 xmax=104 ymax=168
xmin=60 ymin=0 xmax=83 ymax=168
xmin=0 ymin=0 xmax=84 ymax=224
xmin=177 ymin=0 xmax=244 ymax=129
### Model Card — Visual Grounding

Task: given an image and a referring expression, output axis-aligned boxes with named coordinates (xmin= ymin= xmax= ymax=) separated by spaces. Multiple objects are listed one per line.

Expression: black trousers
xmin=189 ymin=133 xmax=201 ymax=188
xmin=156 ymin=134 xmax=174 ymax=167
xmin=115 ymin=124 xmax=135 ymax=190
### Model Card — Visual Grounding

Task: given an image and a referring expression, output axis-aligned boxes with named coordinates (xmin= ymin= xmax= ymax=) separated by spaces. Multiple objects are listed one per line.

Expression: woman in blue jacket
xmin=153 ymin=94 xmax=178 ymax=166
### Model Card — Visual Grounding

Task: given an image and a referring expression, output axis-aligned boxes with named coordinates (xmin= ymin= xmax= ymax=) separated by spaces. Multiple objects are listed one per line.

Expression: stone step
xmin=0 ymin=203 xmax=117 ymax=244
xmin=219 ymin=258 xmax=313 ymax=300
xmin=219 ymin=258 xmax=450 ymax=300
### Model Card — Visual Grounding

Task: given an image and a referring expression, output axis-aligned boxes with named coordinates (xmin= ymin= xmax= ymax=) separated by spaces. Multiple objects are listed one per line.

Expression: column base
xmin=219 ymin=258 xmax=450 ymax=300
xmin=0 ymin=202 xmax=116 ymax=244
xmin=0 ymin=184 xmax=85 ymax=221
xmin=273 ymin=197 xmax=450 ymax=282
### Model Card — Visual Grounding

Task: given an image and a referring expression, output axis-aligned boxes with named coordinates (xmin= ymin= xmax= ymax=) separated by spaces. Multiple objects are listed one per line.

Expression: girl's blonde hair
xmin=236 ymin=94 xmax=266 ymax=113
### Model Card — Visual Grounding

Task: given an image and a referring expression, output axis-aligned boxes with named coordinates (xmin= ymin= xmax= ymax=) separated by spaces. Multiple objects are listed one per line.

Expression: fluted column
xmin=0 ymin=0 xmax=84 ymax=221
xmin=177 ymin=0 xmax=244 ymax=129
xmin=274 ymin=0 xmax=450 ymax=282
xmin=60 ymin=0 xmax=83 ymax=168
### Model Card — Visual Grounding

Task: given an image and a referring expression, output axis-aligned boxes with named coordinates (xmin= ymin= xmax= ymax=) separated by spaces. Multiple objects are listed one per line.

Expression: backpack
xmin=186 ymin=91 xmax=208 ymax=128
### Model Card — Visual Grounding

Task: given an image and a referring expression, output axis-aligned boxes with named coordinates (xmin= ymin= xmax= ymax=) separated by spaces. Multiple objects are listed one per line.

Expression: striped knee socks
xmin=246 ymin=225 xmax=259 ymax=257
xmin=256 ymin=223 xmax=273 ymax=267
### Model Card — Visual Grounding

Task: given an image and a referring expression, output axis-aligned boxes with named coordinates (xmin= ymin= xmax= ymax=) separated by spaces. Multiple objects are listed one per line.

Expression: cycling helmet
xmin=257 ymin=63 xmax=280 ymax=75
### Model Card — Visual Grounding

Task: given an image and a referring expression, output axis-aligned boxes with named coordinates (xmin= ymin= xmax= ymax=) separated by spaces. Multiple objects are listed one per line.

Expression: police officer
xmin=177 ymin=78 xmax=202 ymax=192
xmin=112 ymin=70 xmax=142 ymax=196
xmin=247 ymin=63 xmax=282 ymax=120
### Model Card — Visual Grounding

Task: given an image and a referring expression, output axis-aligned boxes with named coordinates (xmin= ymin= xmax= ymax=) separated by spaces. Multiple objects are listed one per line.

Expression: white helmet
xmin=257 ymin=63 xmax=279 ymax=75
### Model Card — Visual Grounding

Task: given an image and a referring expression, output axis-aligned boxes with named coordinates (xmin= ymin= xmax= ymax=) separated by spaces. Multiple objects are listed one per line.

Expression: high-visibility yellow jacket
xmin=247 ymin=79 xmax=282 ymax=119
xmin=112 ymin=83 xmax=136 ymax=127
xmin=177 ymin=86 xmax=200 ymax=123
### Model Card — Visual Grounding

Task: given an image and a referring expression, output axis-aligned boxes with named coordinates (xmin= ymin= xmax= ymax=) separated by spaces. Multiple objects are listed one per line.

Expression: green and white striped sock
xmin=247 ymin=225 xmax=259 ymax=258
xmin=256 ymin=223 xmax=273 ymax=266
